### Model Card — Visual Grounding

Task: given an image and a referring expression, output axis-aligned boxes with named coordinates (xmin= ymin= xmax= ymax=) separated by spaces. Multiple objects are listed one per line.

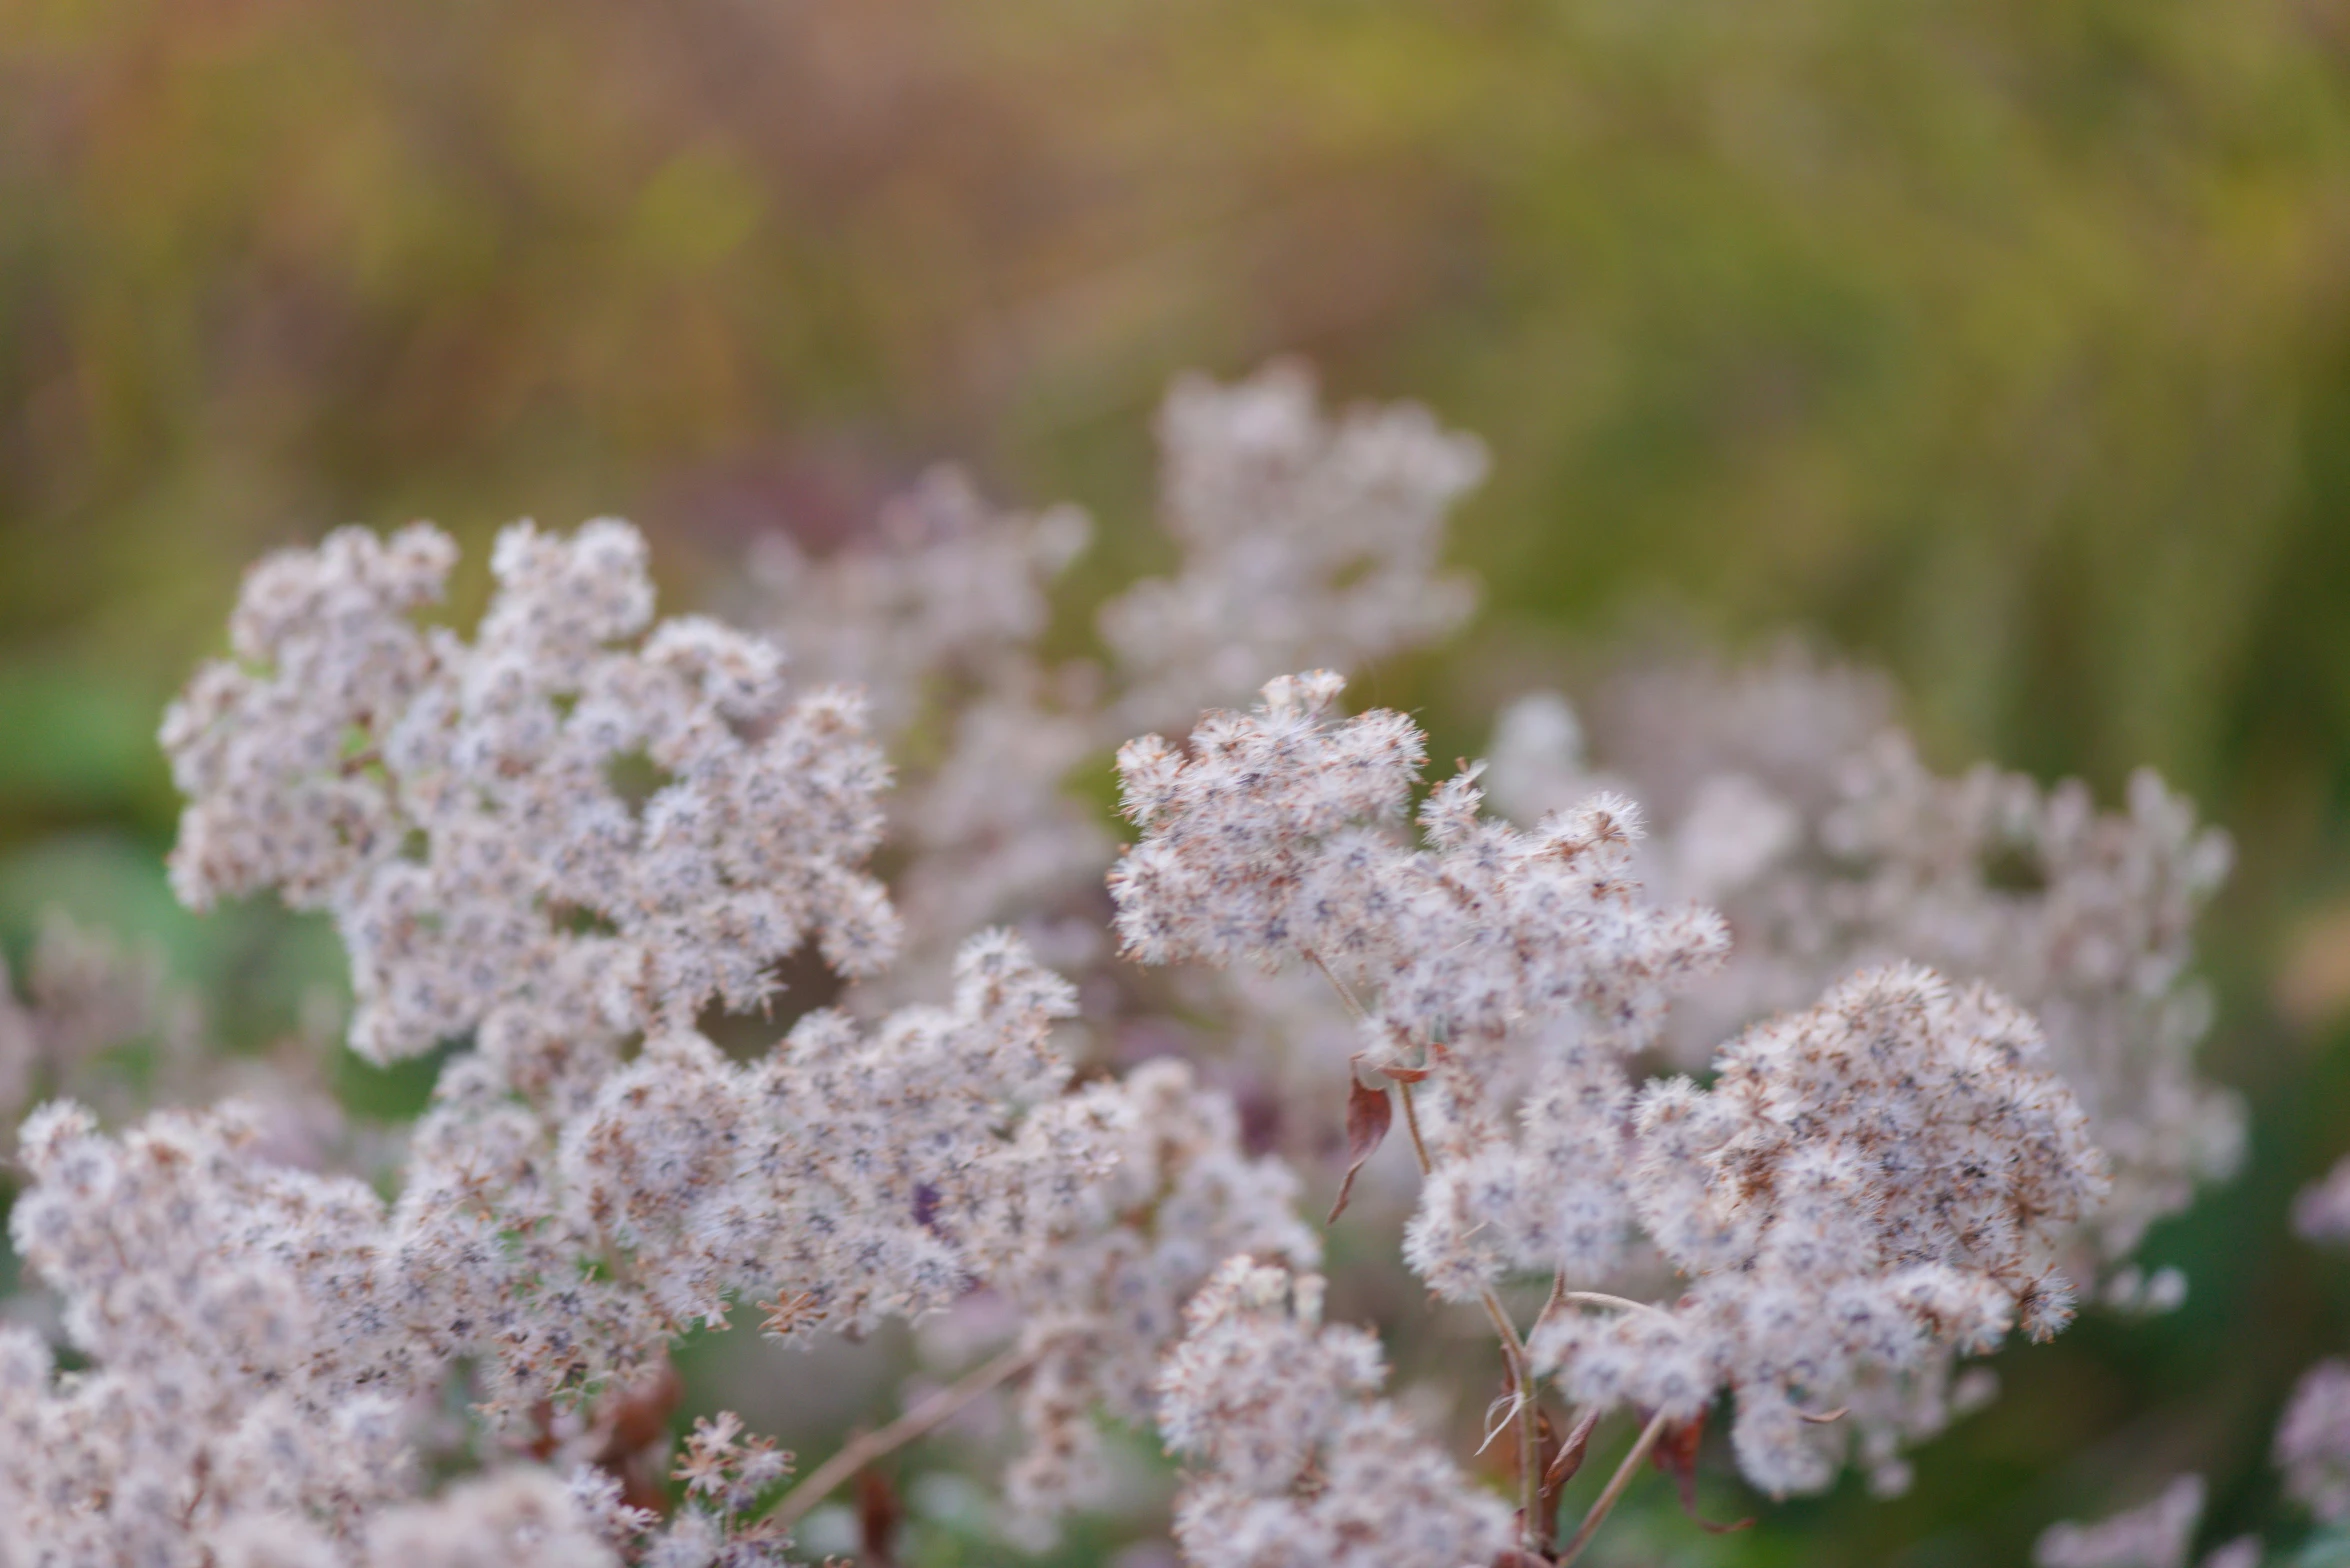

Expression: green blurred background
xmin=5 ymin=0 xmax=2350 ymax=1561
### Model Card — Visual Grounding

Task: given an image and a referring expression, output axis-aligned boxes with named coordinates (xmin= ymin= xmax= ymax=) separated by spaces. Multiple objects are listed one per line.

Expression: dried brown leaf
xmin=1649 ymin=1411 xmax=1754 ymax=1536
xmin=1327 ymin=1073 xmax=1394 ymax=1224
xmin=857 ymin=1467 xmax=902 ymax=1567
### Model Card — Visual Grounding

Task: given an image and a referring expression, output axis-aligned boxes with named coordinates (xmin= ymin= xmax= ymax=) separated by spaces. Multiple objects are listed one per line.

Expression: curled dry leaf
xmin=857 ymin=1466 xmax=903 ymax=1568
xmin=1537 ymin=1406 xmax=1602 ymax=1552
xmin=1651 ymin=1411 xmax=1755 ymax=1536
xmin=1544 ymin=1408 xmax=1602 ymax=1489
xmin=1327 ymin=1070 xmax=1394 ymax=1223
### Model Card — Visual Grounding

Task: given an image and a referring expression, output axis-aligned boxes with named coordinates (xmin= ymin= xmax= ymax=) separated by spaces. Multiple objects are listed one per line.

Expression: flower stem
xmin=1301 ymin=958 xmax=1544 ymax=1553
xmin=1554 ymin=1408 xmax=1671 ymax=1567
xmin=767 ymin=1340 xmax=1043 ymax=1533
xmin=1395 ymin=1077 xmax=1539 ymax=1550
xmin=1395 ymin=1075 xmax=1438 ymax=1176
xmin=1554 ymin=1290 xmax=1675 ymax=1323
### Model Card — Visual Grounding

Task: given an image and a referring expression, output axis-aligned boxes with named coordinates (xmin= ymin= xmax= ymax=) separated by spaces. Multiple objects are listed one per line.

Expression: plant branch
xmin=1555 ymin=1291 xmax=1675 ymax=1323
xmin=1395 ymin=1076 xmax=1436 ymax=1176
xmin=1392 ymin=1076 xmax=1540 ymax=1549
xmin=1554 ymin=1408 xmax=1671 ymax=1567
xmin=1300 ymin=956 xmax=1544 ymax=1552
xmin=1506 ymin=1325 xmax=1542 ymax=1548
xmin=1303 ymin=948 xmax=1370 ymax=1027
xmin=768 ymin=1340 xmax=1043 ymax=1533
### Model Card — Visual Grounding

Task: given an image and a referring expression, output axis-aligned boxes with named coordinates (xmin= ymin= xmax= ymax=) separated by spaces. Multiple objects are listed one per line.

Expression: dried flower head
xmin=998 ymin=1058 xmax=1321 ymax=1524
xmin=1112 ymin=672 xmax=1727 ymax=1301
xmin=1536 ymin=966 xmax=2107 ymax=1495
xmin=1102 ymin=360 xmax=1485 ymax=734
xmin=2280 ymin=1360 xmax=2350 ymax=1526
xmin=1489 ymin=651 xmax=2239 ymax=1279
xmin=1156 ymin=1258 xmax=1512 ymax=1568
xmin=162 ymin=519 xmax=898 ymax=1079
xmin=2033 ymin=1474 xmax=2210 ymax=1568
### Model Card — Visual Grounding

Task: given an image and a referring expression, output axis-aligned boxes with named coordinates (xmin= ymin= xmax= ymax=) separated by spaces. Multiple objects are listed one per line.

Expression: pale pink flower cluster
xmin=1115 ymin=675 xmax=2118 ymax=1504
xmin=0 ymin=914 xmax=202 ymax=1146
xmin=1110 ymin=670 xmax=1726 ymax=1301
xmin=0 ymin=1082 xmax=812 ymax=1566
xmin=2279 ymin=1360 xmax=2350 ymax=1526
xmin=0 ymin=516 xmax=1346 ymax=1564
xmin=1112 ymin=672 xmax=1727 ymax=1057
xmin=0 ymin=1103 xmax=660 ymax=1567
xmin=744 ymin=363 xmax=1488 ymax=997
xmin=1154 ymin=1258 xmax=1511 ymax=1568
xmin=1537 ymin=967 xmax=2105 ymax=1495
xmin=1818 ymin=738 xmax=2238 ymax=1268
xmin=1488 ymin=645 xmax=2241 ymax=1281
xmin=1101 ymin=360 xmax=1485 ymax=735
xmin=998 ymin=1058 xmax=1319 ymax=1525
xmin=162 ymin=519 xmax=899 ymax=1083
xmin=2297 ymin=1156 xmax=2350 ymax=1245
xmin=0 ymin=367 xmax=2267 ymax=1565
xmin=1 ymin=1102 xmax=418 ymax=1562
xmin=2034 ymin=1475 xmax=2258 ymax=1568
xmin=576 ymin=1413 xmax=798 ymax=1567
xmin=285 ymin=924 xmax=1123 ymax=1432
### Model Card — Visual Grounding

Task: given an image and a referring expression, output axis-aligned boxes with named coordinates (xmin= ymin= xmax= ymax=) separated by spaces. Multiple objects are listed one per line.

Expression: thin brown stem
xmin=1298 ymin=961 xmax=1544 ymax=1551
xmin=1474 ymin=1288 xmax=1528 ymax=1368
xmin=1554 ymin=1409 xmax=1671 ymax=1567
xmin=1395 ymin=1078 xmax=1436 ymax=1177
xmin=1390 ymin=1078 xmax=1542 ymax=1549
xmin=1302 ymin=948 xmax=1370 ymax=1027
xmin=1555 ymin=1290 xmax=1675 ymax=1323
xmin=768 ymin=1341 xmax=1043 ymax=1533
xmin=1507 ymin=1330 xmax=1542 ymax=1546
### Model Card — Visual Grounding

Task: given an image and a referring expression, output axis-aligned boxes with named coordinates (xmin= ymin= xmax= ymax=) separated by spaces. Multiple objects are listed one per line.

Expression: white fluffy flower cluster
xmin=1101 ymin=360 xmax=1485 ymax=735
xmin=3 ymin=367 xmax=2259 ymax=1563
xmin=1816 ymin=738 xmax=2238 ymax=1267
xmin=1488 ymin=646 xmax=2240 ymax=1279
xmin=1534 ymin=967 xmax=2108 ymax=1496
xmin=1107 ymin=675 xmax=2119 ymax=1501
xmin=998 ymin=1058 xmax=1320 ymax=1524
xmin=2297 ymin=1155 xmax=2350 ymax=1246
xmin=1111 ymin=671 xmax=1728 ymax=1301
xmin=1154 ymin=1258 xmax=1511 ymax=1568
xmin=0 ymin=1102 xmax=414 ymax=1562
xmin=577 ymin=1412 xmax=798 ymax=1568
xmin=2279 ymin=1360 xmax=2350 ymax=1527
xmin=0 ymin=516 xmax=1351 ymax=1564
xmin=0 ymin=1101 xmax=649 ymax=1567
xmin=0 ymin=936 xmax=1282 ymax=1561
xmin=744 ymin=466 xmax=1090 ymax=741
xmin=162 ymin=519 xmax=898 ymax=1081
xmin=568 ymin=930 xmax=1097 ymax=1338
xmin=0 ymin=914 xmax=203 ymax=1149
xmin=1110 ymin=672 xmax=1728 ymax=1050
xmin=356 ymin=927 xmax=1109 ymax=1423
xmin=743 ymin=364 xmax=1488 ymax=998
xmin=2033 ymin=1475 xmax=2257 ymax=1568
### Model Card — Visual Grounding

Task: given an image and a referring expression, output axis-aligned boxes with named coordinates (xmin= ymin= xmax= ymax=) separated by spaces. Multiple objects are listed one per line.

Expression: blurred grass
xmin=5 ymin=0 xmax=2350 ymax=1560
